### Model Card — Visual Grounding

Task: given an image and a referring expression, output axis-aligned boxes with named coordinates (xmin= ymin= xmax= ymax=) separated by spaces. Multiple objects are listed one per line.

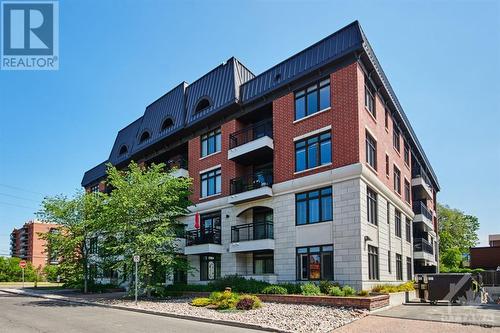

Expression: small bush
xmin=319 ymin=280 xmax=339 ymax=294
xmin=372 ymin=282 xmax=415 ymax=294
xmin=278 ymin=283 xmax=301 ymax=294
xmin=236 ymin=295 xmax=262 ymax=310
xmin=191 ymin=297 xmax=212 ymax=307
xmin=342 ymin=285 xmax=356 ymax=296
xmin=209 ymin=290 xmax=240 ymax=310
xmin=300 ymin=283 xmax=321 ymax=296
xmin=208 ymin=275 xmax=270 ymax=293
xmin=261 ymin=285 xmax=288 ymax=295
xmin=357 ymin=290 xmax=369 ymax=296
xmin=328 ymin=286 xmax=344 ymax=296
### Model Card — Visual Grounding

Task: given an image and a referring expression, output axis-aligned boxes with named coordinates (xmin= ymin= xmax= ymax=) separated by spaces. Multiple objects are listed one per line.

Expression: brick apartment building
xmin=82 ymin=21 xmax=440 ymax=290
xmin=469 ymin=235 xmax=500 ymax=270
xmin=10 ymin=220 xmax=59 ymax=269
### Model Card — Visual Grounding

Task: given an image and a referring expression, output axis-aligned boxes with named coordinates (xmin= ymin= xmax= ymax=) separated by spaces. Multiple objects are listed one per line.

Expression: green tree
xmin=38 ymin=191 xmax=106 ymax=292
xmin=102 ymin=162 xmax=192 ymax=296
xmin=0 ymin=257 xmax=36 ymax=282
xmin=438 ymin=203 xmax=480 ymax=269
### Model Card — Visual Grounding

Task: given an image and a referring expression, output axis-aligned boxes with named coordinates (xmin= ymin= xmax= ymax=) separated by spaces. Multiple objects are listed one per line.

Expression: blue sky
xmin=0 ymin=0 xmax=499 ymax=255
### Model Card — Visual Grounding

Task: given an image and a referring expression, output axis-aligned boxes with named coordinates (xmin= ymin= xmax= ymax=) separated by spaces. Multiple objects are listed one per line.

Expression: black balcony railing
xmin=167 ymin=157 xmax=188 ymax=170
xmin=414 ymin=238 xmax=434 ymax=254
xmin=231 ymin=221 xmax=274 ymax=242
xmin=412 ymin=164 xmax=431 ymax=187
xmin=185 ymin=227 xmax=221 ymax=246
xmin=229 ymin=120 xmax=273 ymax=149
xmin=230 ymin=170 xmax=273 ymax=195
xmin=413 ymin=201 xmax=432 ymax=221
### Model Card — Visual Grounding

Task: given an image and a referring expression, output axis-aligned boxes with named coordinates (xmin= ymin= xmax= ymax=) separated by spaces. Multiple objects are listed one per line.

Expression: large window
xmin=294 ymin=78 xmax=330 ymax=120
xmin=394 ymin=166 xmax=401 ymax=194
xmin=396 ymin=254 xmax=403 ymax=280
xmin=367 ymin=186 xmax=378 ymax=226
xmin=365 ymin=132 xmax=377 ymax=170
xmin=368 ymin=245 xmax=379 ymax=280
xmin=296 ymin=187 xmax=332 ymax=225
xmin=254 ymin=251 xmax=274 ymax=274
xmin=296 ymin=245 xmax=333 ymax=280
xmin=200 ymin=168 xmax=221 ymax=197
xmin=404 ymin=141 xmax=410 ymax=165
xmin=388 ymin=251 xmax=391 ymax=273
xmin=200 ymin=254 xmax=221 ymax=281
xmin=384 ymin=109 xmax=389 ymax=129
xmin=407 ymin=257 xmax=412 ymax=281
xmin=201 ymin=128 xmax=221 ymax=157
xmin=395 ymin=209 xmax=402 ymax=238
xmin=404 ymin=179 xmax=411 ymax=203
xmin=295 ymin=131 xmax=331 ymax=172
xmin=364 ymin=78 xmax=376 ymax=118
xmin=405 ymin=217 xmax=412 ymax=243
xmin=393 ymin=127 xmax=400 ymax=152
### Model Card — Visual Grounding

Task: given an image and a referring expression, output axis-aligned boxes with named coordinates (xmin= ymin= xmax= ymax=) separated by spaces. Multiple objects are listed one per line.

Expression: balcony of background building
xmin=412 ymin=164 xmax=433 ymax=200
xmin=167 ymin=157 xmax=189 ymax=178
xmin=228 ymin=119 xmax=273 ymax=165
xmin=228 ymin=169 xmax=273 ymax=204
xmin=184 ymin=227 xmax=223 ymax=255
xmin=412 ymin=200 xmax=434 ymax=231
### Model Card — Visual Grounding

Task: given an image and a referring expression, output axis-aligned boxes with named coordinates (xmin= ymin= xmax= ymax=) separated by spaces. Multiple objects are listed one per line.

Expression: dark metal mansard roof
xmin=81 ymin=20 xmax=439 ymax=190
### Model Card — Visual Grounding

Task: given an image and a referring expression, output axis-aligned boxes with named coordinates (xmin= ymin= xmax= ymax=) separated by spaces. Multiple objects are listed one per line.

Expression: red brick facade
xmin=273 ymin=62 xmax=360 ymax=183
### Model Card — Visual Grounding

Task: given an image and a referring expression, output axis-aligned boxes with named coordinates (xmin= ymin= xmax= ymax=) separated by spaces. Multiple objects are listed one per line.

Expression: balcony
xmin=228 ymin=170 xmax=273 ymax=204
xmin=412 ymin=164 xmax=433 ymax=200
xmin=184 ymin=228 xmax=223 ymax=255
xmin=228 ymin=120 xmax=273 ymax=165
xmin=414 ymin=238 xmax=436 ymax=262
xmin=167 ymin=158 xmax=189 ymax=178
xmin=230 ymin=221 xmax=274 ymax=253
xmin=413 ymin=201 xmax=434 ymax=231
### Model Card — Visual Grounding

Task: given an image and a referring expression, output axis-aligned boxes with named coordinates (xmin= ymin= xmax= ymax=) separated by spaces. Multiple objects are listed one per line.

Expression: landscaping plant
xmin=236 ymin=295 xmax=262 ymax=310
xmin=328 ymin=286 xmax=344 ymax=296
xmin=319 ymin=280 xmax=339 ymax=294
xmin=300 ymin=283 xmax=321 ymax=296
xmin=342 ymin=285 xmax=356 ymax=296
xmin=261 ymin=285 xmax=288 ymax=295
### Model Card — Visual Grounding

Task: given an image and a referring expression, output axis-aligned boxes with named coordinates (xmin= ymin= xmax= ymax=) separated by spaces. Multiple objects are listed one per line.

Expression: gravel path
xmin=100 ymin=297 xmax=367 ymax=333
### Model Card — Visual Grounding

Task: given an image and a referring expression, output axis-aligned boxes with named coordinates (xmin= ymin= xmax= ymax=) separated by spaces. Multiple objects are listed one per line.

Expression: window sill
xmin=199 ymin=151 xmax=221 ymax=160
xmin=393 ymin=147 xmax=401 ymax=156
xmin=368 ymin=222 xmax=378 ymax=228
xmin=364 ymin=106 xmax=377 ymax=122
xmin=293 ymin=107 xmax=331 ymax=124
xmin=366 ymin=163 xmax=378 ymax=175
xmin=199 ymin=193 xmax=221 ymax=201
xmin=296 ymin=220 xmax=333 ymax=227
xmin=294 ymin=162 xmax=332 ymax=175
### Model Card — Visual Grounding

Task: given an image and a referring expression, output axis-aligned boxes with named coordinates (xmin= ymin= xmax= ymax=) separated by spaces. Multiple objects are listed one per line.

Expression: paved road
xmin=0 ymin=291 xmax=262 ymax=333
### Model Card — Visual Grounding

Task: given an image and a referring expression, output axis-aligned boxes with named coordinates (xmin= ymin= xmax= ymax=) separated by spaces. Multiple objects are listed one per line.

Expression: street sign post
xmin=19 ymin=260 xmax=26 ymax=288
xmin=133 ymin=255 xmax=140 ymax=305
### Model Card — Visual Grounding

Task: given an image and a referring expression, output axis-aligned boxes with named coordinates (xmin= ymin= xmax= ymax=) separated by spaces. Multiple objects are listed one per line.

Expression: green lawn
xmin=0 ymin=282 xmax=64 ymax=288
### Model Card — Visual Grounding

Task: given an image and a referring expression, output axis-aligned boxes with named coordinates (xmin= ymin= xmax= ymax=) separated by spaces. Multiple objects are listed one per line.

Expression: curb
xmin=0 ymin=289 xmax=284 ymax=332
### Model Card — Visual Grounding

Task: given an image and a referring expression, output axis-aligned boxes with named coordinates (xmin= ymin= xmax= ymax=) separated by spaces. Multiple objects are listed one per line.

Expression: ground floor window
xmin=253 ymin=251 xmax=274 ymax=274
xmin=200 ymin=254 xmax=221 ymax=281
xmin=396 ymin=254 xmax=403 ymax=280
xmin=406 ymin=256 xmax=412 ymax=281
xmin=368 ymin=245 xmax=379 ymax=280
xmin=173 ymin=255 xmax=187 ymax=284
xmin=296 ymin=245 xmax=333 ymax=280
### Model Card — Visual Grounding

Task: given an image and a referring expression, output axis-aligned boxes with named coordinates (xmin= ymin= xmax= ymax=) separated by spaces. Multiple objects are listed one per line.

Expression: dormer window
xmin=195 ymin=98 xmax=211 ymax=113
xmin=118 ymin=145 xmax=128 ymax=156
xmin=161 ymin=117 xmax=174 ymax=131
xmin=139 ymin=131 xmax=151 ymax=144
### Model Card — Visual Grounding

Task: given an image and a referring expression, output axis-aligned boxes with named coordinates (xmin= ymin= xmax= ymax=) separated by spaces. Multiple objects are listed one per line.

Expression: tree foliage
xmin=101 ymin=162 xmax=192 ymax=296
xmin=0 ymin=257 xmax=36 ymax=282
xmin=438 ymin=203 xmax=480 ymax=269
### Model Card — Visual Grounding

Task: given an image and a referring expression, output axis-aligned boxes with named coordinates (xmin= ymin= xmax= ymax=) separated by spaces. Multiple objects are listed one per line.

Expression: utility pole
xmin=133 ymin=255 xmax=140 ymax=306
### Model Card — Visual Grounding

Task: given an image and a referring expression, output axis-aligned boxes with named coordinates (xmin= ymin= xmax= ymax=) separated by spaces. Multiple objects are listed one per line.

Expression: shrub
xmin=300 ymin=283 xmax=321 ymax=296
xmin=261 ymin=285 xmax=288 ymax=295
xmin=165 ymin=283 xmax=211 ymax=292
xmin=209 ymin=290 xmax=240 ymax=310
xmin=328 ymin=286 xmax=344 ymax=296
xmin=278 ymin=283 xmax=301 ymax=294
xmin=191 ymin=297 xmax=212 ymax=307
xmin=342 ymin=285 xmax=356 ymax=296
xmin=208 ymin=275 xmax=270 ymax=293
xmin=357 ymin=290 xmax=369 ymax=296
xmin=372 ymin=282 xmax=415 ymax=294
xmin=319 ymin=280 xmax=339 ymax=294
xmin=236 ymin=295 xmax=262 ymax=310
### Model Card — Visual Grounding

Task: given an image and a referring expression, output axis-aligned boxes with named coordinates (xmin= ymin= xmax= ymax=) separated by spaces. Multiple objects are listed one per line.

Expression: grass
xmin=0 ymin=282 xmax=64 ymax=288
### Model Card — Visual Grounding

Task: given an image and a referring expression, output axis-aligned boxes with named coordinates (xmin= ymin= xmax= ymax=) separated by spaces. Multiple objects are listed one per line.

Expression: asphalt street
xmin=0 ymin=291 xmax=262 ymax=333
